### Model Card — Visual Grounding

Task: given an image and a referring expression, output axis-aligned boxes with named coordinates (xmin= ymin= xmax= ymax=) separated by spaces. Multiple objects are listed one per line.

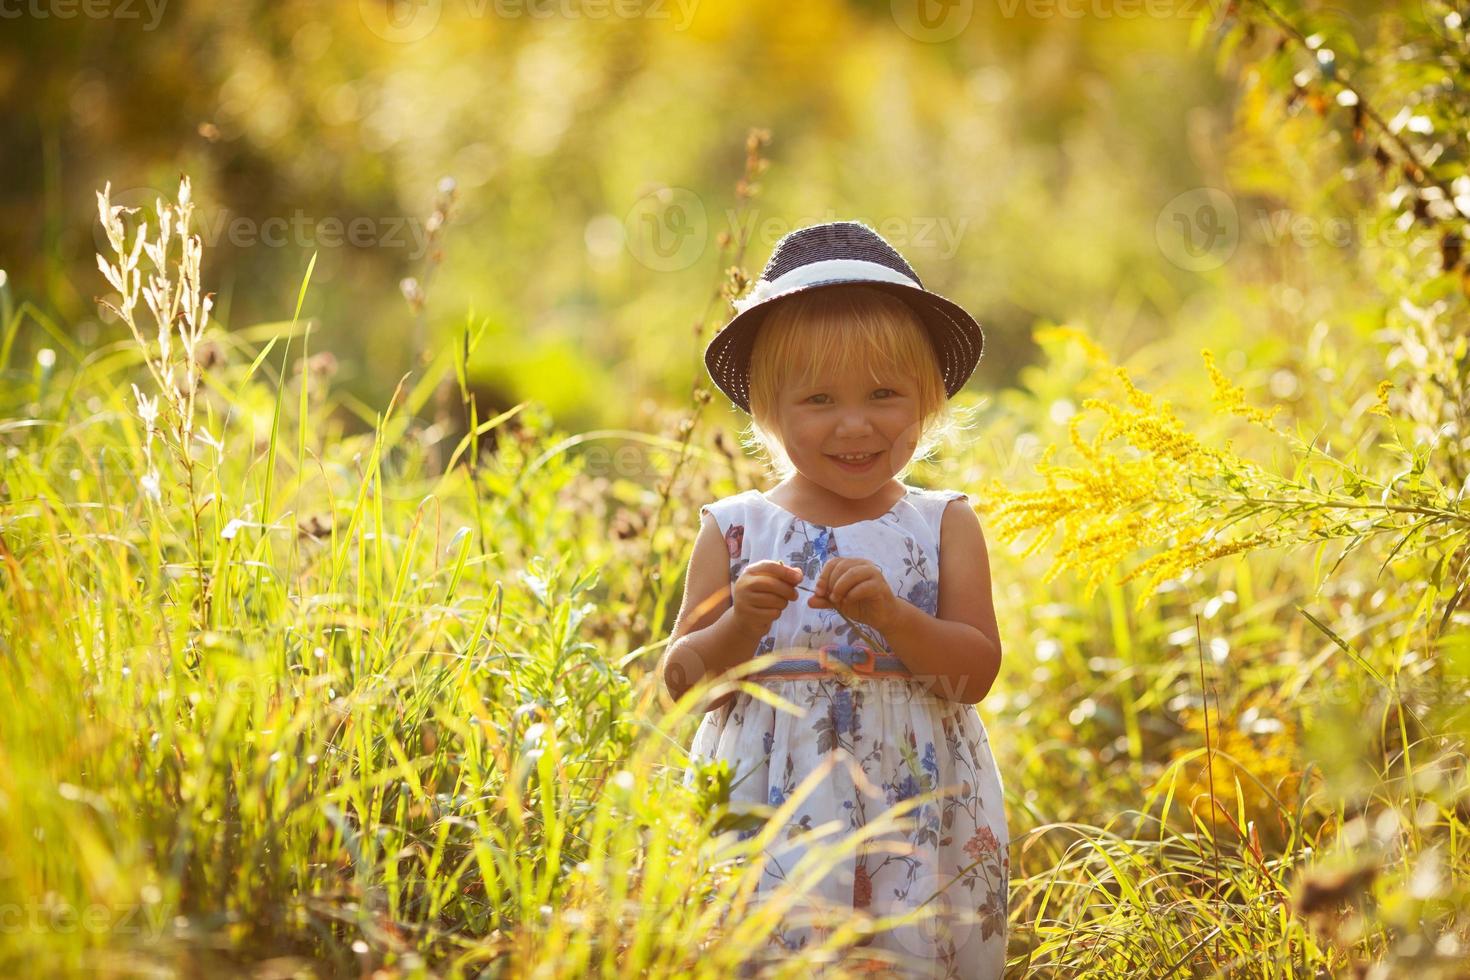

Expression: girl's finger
xmin=815 ymin=558 xmax=846 ymax=592
xmin=751 ymin=559 xmax=793 ymax=573
xmin=828 ymin=565 xmax=876 ymax=604
xmin=827 ymin=558 xmax=873 ymax=590
xmin=747 ymin=578 xmax=797 ymax=599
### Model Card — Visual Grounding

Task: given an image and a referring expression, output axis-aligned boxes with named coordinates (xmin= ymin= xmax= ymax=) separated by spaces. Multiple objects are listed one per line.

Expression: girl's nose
xmin=835 ymin=412 xmax=875 ymax=436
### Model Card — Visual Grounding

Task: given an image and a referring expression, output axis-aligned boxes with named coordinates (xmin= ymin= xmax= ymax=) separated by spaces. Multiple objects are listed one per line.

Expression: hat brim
xmin=703 ymin=279 xmax=985 ymax=414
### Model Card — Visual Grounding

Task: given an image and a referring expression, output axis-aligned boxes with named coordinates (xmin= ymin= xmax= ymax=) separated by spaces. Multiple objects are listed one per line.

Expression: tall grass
xmin=3 ymin=141 xmax=972 ymax=978
xmin=3 ymin=4 xmax=1470 ymax=976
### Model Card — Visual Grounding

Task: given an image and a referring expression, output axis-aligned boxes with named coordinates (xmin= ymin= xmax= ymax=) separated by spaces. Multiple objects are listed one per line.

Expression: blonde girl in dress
xmin=659 ymin=221 xmax=1009 ymax=978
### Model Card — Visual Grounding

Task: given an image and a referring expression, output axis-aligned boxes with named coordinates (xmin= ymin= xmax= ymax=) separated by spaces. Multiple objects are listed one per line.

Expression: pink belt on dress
xmin=747 ymin=642 xmax=913 ymax=681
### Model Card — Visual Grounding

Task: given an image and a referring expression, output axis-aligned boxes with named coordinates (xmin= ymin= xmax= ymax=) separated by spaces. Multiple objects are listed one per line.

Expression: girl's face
xmin=775 ymin=358 xmax=922 ymax=498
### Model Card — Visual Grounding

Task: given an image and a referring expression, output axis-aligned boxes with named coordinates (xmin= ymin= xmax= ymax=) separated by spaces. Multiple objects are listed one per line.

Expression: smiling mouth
xmin=828 ymin=451 xmax=881 ymax=469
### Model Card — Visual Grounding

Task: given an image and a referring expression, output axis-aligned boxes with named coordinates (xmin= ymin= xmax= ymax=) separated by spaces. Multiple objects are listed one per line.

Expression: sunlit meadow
xmin=3 ymin=1 xmax=1470 ymax=978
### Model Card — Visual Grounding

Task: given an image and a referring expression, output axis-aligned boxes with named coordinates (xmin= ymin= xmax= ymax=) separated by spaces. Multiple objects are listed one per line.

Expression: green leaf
xmin=1296 ymin=604 xmax=1387 ymax=688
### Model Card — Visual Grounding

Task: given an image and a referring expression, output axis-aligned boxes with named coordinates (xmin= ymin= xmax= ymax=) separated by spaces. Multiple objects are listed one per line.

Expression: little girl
xmin=661 ymin=221 xmax=1009 ymax=978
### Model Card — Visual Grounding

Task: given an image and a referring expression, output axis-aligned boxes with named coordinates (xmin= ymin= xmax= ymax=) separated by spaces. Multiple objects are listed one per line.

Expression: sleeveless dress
xmin=681 ymin=483 xmax=1009 ymax=979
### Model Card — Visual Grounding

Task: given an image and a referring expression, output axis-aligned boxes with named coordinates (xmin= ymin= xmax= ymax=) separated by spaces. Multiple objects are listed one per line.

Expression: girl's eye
xmin=804 ymin=390 xmax=896 ymax=403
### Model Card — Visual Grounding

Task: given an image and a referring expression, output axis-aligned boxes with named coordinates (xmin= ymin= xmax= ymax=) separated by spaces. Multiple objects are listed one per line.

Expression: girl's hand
xmin=731 ymin=560 xmax=802 ymax=640
xmin=807 ymin=558 xmax=902 ymax=633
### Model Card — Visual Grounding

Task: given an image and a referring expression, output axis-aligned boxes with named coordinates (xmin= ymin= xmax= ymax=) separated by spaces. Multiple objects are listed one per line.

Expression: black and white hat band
xmin=731 ymin=258 xmax=925 ymax=315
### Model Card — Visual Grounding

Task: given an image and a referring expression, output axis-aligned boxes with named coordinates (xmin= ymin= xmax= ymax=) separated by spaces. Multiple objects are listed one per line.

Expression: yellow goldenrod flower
xmin=1368 ymin=380 xmax=1394 ymax=417
xmin=1202 ymin=349 xmax=1286 ymax=433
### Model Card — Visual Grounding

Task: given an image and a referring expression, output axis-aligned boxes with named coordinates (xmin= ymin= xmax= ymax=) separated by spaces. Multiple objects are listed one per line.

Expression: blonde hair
xmin=739 ymin=285 xmax=974 ymax=482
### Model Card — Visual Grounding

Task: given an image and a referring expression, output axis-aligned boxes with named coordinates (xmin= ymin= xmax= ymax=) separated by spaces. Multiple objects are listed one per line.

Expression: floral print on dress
xmin=723 ymin=522 xmax=750 ymax=584
xmin=724 ymin=523 xmax=744 ymax=559
xmin=893 ymin=531 xmax=941 ymax=616
xmin=780 ymin=520 xmax=837 ymax=582
xmin=686 ymin=485 xmax=1007 ymax=977
xmin=906 ymin=576 xmax=939 ymax=617
xmin=814 ymin=684 xmax=861 ymax=754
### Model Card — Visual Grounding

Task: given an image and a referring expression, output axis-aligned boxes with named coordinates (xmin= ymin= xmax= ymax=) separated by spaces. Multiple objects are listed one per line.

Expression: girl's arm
xmin=658 ymin=512 xmax=764 ymax=712
xmin=879 ymin=498 xmax=1003 ymax=704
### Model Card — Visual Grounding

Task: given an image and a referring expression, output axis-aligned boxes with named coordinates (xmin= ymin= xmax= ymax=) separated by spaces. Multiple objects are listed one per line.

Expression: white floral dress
xmin=681 ymin=483 xmax=1009 ymax=978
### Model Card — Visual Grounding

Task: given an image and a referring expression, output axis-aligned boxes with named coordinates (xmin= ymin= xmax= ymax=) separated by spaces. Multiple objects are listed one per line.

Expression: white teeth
xmin=835 ymin=453 xmax=874 ymax=462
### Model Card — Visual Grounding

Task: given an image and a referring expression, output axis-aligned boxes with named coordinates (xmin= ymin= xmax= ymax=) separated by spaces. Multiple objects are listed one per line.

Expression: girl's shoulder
xmin=906 ymin=484 xmax=970 ymax=503
xmin=904 ymin=484 xmax=971 ymax=515
xmin=902 ymin=484 xmax=972 ymax=544
xmin=698 ymin=488 xmax=761 ymax=535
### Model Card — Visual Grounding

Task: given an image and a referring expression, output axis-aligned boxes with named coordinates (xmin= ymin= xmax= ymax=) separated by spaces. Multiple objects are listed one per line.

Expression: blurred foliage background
xmin=3 ymin=0 xmax=1470 ymax=976
xmin=3 ymin=0 xmax=1240 ymax=426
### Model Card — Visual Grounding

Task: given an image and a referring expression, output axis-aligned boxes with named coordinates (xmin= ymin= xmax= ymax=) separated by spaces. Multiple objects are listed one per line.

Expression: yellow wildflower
xmin=984 ymin=341 xmax=1290 ymax=613
xmin=1033 ymin=323 xmax=1110 ymax=367
xmin=1168 ymin=703 xmax=1301 ymax=832
xmin=1202 ymin=349 xmax=1286 ymax=433
xmin=1367 ymin=380 xmax=1394 ymax=417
